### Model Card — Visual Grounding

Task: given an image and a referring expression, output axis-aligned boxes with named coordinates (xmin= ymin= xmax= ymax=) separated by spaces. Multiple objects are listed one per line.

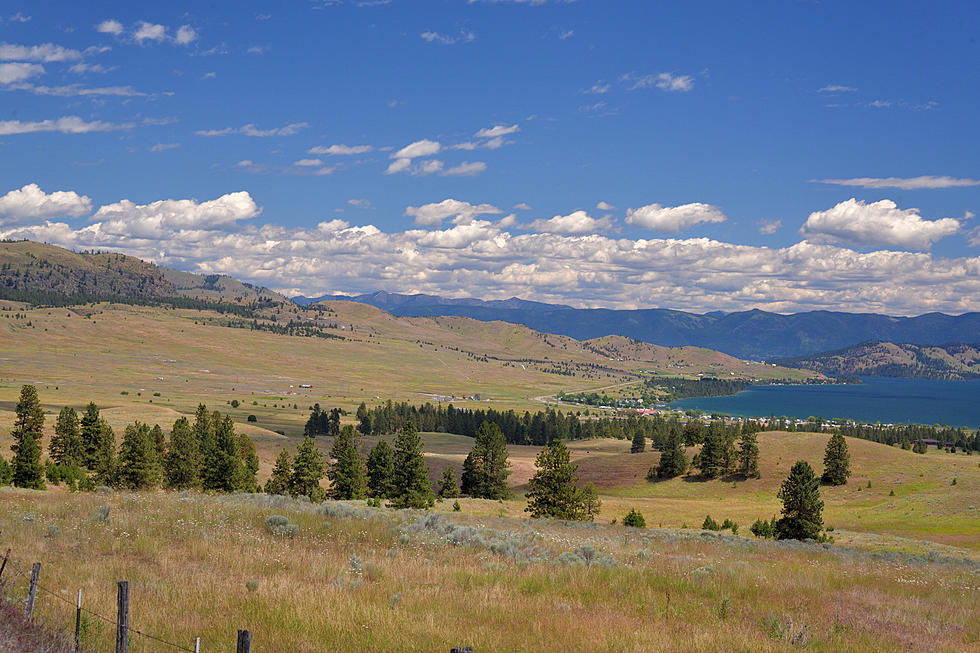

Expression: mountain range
xmin=774 ymin=341 xmax=980 ymax=380
xmin=293 ymin=291 xmax=980 ymax=359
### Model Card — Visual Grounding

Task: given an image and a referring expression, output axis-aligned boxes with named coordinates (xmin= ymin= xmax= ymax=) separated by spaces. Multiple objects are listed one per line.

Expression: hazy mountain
xmin=296 ymin=291 xmax=980 ymax=359
xmin=775 ymin=341 xmax=980 ymax=380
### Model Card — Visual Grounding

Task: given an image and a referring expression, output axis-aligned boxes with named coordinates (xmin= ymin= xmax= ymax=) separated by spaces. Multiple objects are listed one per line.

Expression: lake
xmin=669 ymin=376 xmax=980 ymax=426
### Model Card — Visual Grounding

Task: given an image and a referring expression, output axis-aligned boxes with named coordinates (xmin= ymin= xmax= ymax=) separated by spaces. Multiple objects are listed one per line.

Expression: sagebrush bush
xmin=265 ymin=514 xmax=298 ymax=536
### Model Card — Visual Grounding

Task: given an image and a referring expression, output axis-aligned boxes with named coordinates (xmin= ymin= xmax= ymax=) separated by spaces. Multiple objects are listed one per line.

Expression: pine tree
xmin=459 ymin=421 xmax=511 ymax=499
xmin=265 ymin=449 xmax=293 ymax=495
xmin=356 ymin=402 xmax=372 ymax=435
xmin=290 ymin=436 xmax=325 ymax=500
xmin=50 ymin=406 xmax=83 ymax=467
xmin=237 ymin=434 xmax=259 ymax=492
xmin=328 ymin=425 xmax=366 ymax=499
xmin=630 ymin=430 xmax=646 ymax=453
xmin=821 ymin=434 xmax=850 ymax=486
xmin=192 ymin=405 xmax=214 ymax=479
xmin=117 ymin=422 xmax=160 ymax=489
xmin=738 ymin=429 xmax=760 ymax=479
xmin=10 ymin=384 xmax=44 ymax=455
xmin=202 ymin=414 xmax=241 ymax=492
xmin=366 ymin=439 xmax=395 ymax=498
xmin=775 ymin=460 xmax=824 ymax=541
xmin=164 ymin=417 xmax=199 ymax=489
xmin=150 ymin=424 xmax=166 ymax=462
xmin=525 ymin=440 xmax=586 ymax=520
xmin=579 ymin=481 xmax=601 ymax=521
xmin=79 ymin=402 xmax=102 ymax=468
xmin=653 ymin=430 xmax=688 ymax=480
xmin=438 ymin=466 xmax=459 ymax=498
xmin=0 ymin=455 xmax=13 ymax=486
xmin=12 ymin=429 xmax=44 ymax=490
xmin=696 ymin=424 xmax=725 ymax=478
xmin=90 ymin=418 xmax=116 ymax=485
xmin=10 ymin=384 xmax=45 ymax=489
xmin=390 ymin=421 xmax=434 ymax=509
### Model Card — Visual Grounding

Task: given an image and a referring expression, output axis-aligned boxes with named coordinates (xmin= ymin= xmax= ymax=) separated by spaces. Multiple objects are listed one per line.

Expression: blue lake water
xmin=669 ymin=377 xmax=980 ymax=426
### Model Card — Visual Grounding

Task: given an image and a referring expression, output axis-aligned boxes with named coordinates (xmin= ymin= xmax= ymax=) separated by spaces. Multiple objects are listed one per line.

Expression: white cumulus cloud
xmin=443 ymin=161 xmax=487 ymax=176
xmin=0 ymin=184 xmax=92 ymax=223
xmin=0 ymin=42 xmax=83 ymax=62
xmin=392 ymin=139 xmax=441 ymax=160
xmin=800 ymin=198 xmax=961 ymax=250
xmin=0 ymin=115 xmax=132 ymax=135
xmin=530 ymin=210 xmax=612 ymax=234
xmin=0 ymin=62 xmax=44 ymax=84
xmin=625 ymin=202 xmax=726 ymax=232
xmin=96 ymin=19 xmax=124 ymax=35
xmin=92 ymin=191 xmax=260 ymax=238
xmin=405 ymin=199 xmax=502 ymax=227
xmin=475 ymin=124 xmax=519 ymax=139
xmin=133 ymin=22 xmax=167 ymax=43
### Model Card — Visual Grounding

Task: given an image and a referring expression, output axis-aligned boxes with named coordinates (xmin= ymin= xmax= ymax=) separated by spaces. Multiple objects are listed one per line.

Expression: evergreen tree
xmin=738 ymin=430 xmax=761 ymax=479
xmin=438 ymin=466 xmax=459 ymax=498
xmin=290 ymin=436 xmax=325 ymax=500
xmin=622 ymin=508 xmax=646 ymax=528
xmin=821 ymin=434 xmax=850 ymax=486
xmin=10 ymin=384 xmax=44 ymax=455
xmin=90 ymin=418 xmax=116 ymax=485
xmin=459 ymin=421 xmax=511 ymax=499
xmin=720 ymin=428 xmax=738 ymax=474
xmin=117 ymin=422 xmax=160 ymax=489
xmin=164 ymin=417 xmax=199 ymax=489
xmin=237 ymin=433 xmax=259 ymax=492
xmin=775 ymin=460 xmax=824 ymax=541
xmin=12 ymin=429 xmax=44 ymax=490
xmin=579 ymin=481 xmax=601 ymax=521
xmin=653 ymin=430 xmax=688 ymax=479
xmin=10 ymin=384 xmax=45 ymax=489
xmin=630 ymin=430 xmax=646 ymax=453
xmin=366 ymin=439 xmax=396 ymax=498
xmin=356 ymin=402 xmax=372 ymax=435
xmin=696 ymin=424 xmax=725 ymax=478
xmin=265 ymin=449 xmax=293 ymax=495
xmin=202 ymin=414 xmax=241 ymax=492
xmin=328 ymin=425 xmax=366 ymax=499
xmin=150 ymin=424 xmax=166 ymax=462
xmin=192 ymin=405 xmax=214 ymax=479
xmin=79 ymin=402 xmax=102 ymax=468
xmin=50 ymin=406 xmax=83 ymax=467
xmin=390 ymin=421 xmax=434 ymax=509
xmin=0 ymin=455 xmax=12 ymax=486
xmin=525 ymin=440 xmax=586 ymax=520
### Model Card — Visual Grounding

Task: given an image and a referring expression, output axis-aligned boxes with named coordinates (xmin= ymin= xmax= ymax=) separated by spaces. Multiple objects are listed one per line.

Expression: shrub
xmin=702 ymin=515 xmax=720 ymax=531
xmin=720 ymin=518 xmax=738 ymax=534
xmin=231 ymin=400 xmax=240 ymax=408
xmin=750 ymin=518 xmax=775 ymax=539
xmin=247 ymin=415 xmax=257 ymax=422
xmin=622 ymin=508 xmax=646 ymax=528
xmin=245 ymin=580 xmax=259 ymax=592
xmin=453 ymin=500 xmax=461 ymax=512
xmin=265 ymin=514 xmax=299 ymax=536
xmin=94 ymin=505 xmax=111 ymax=522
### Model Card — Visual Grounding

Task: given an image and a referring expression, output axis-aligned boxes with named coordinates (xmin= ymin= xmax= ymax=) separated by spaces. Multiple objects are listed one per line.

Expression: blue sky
xmin=0 ymin=0 xmax=978 ymax=314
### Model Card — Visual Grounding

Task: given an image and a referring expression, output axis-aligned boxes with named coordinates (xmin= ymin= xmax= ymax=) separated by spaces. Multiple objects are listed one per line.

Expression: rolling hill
xmin=302 ymin=291 xmax=980 ymax=359
xmin=776 ymin=340 xmax=980 ymax=380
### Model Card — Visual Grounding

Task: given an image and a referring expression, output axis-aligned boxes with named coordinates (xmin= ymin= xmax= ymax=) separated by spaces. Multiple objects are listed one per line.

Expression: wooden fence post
xmin=24 ymin=562 xmax=40 ymax=619
xmin=236 ymin=629 xmax=252 ymax=653
xmin=74 ymin=588 xmax=82 ymax=652
xmin=116 ymin=581 xmax=129 ymax=653
xmin=0 ymin=548 xmax=10 ymax=583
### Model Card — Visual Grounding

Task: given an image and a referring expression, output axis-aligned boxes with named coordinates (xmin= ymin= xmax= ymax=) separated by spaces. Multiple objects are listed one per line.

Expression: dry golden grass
xmin=1 ymin=489 xmax=977 ymax=652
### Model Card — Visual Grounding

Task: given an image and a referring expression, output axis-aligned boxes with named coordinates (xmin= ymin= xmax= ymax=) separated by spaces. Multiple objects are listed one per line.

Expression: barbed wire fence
xmin=0 ymin=547 xmax=253 ymax=653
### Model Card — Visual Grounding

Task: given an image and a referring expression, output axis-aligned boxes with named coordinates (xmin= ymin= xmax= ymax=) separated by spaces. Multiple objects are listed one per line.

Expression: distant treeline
xmin=785 ymin=419 xmax=980 ymax=453
xmin=348 ymin=400 xmax=767 ymax=447
xmin=0 ymin=285 xmax=272 ymax=317
xmin=647 ymin=377 xmax=751 ymax=400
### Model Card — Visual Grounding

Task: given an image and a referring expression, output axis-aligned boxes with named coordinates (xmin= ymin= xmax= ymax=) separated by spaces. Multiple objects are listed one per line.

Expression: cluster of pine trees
xmin=350 ymin=401 xmax=666 ymax=446
xmin=773 ymin=418 xmax=978 ymax=453
xmin=0 ymin=385 xmax=258 ymax=493
xmin=639 ymin=419 xmax=762 ymax=482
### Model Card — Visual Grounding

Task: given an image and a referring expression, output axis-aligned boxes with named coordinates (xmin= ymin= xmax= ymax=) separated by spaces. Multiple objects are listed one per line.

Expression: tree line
xmin=1 ymin=385 xmax=258 ymax=493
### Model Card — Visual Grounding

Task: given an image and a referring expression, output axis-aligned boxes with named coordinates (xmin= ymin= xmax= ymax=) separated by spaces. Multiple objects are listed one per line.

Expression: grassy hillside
xmin=0 ymin=241 xmax=282 ymax=304
xmin=776 ymin=340 xmax=980 ymax=380
xmin=1 ymin=488 xmax=976 ymax=652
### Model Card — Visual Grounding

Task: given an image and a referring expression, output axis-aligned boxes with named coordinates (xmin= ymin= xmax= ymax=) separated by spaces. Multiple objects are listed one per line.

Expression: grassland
xmin=2 ymin=487 xmax=978 ymax=653
xmin=2 ymin=299 xmax=978 ymax=651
